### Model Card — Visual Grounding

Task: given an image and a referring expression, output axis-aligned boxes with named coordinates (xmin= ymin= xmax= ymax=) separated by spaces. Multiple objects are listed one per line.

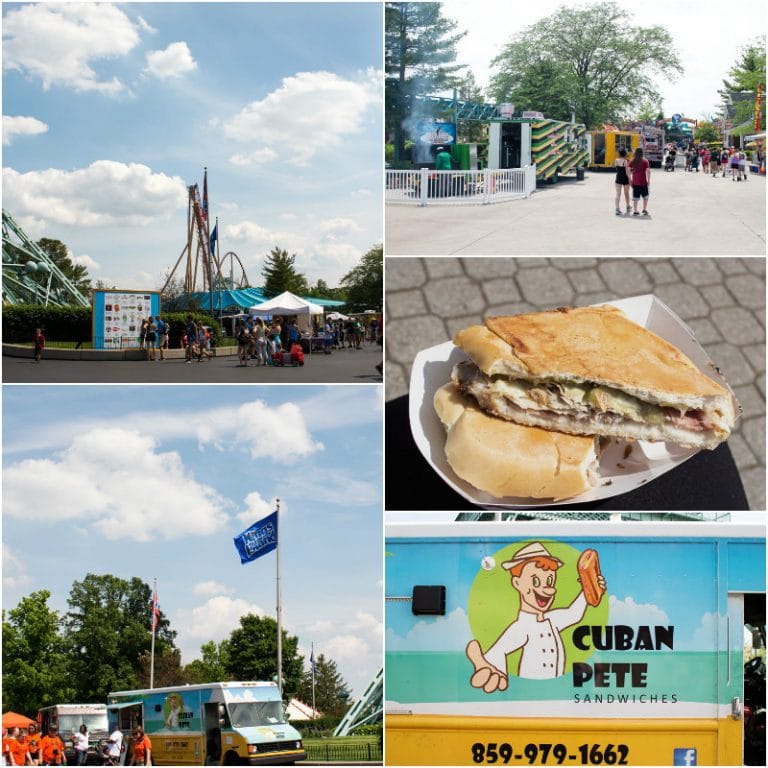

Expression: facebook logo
xmin=673 ymin=748 xmax=697 ymax=766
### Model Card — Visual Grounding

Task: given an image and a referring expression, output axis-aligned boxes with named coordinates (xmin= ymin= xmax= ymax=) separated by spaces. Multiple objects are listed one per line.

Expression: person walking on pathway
xmin=613 ymin=146 xmax=631 ymax=215
xmin=730 ymin=150 xmax=741 ymax=181
xmin=33 ymin=327 xmax=45 ymax=362
xmin=629 ymin=147 xmax=651 ymax=216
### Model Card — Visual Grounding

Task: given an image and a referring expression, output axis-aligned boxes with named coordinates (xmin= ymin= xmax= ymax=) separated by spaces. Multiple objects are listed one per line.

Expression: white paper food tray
xmin=409 ymin=294 xmax=737 ymax=509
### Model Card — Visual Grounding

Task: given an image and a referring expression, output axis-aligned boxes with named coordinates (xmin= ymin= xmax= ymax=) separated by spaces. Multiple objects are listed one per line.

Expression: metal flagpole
xmin=150 ymin=578 xmax=157 ymax=689
xmin=276 ymin=499 xmax=282 ymax=695
xmin=311 ymin=643 xmax=316 ymax=718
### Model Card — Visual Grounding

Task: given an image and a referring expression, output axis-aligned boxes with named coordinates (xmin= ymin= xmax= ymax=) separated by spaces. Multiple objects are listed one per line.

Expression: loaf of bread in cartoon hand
xmin=577 ymin=548 xmax=605 ymax=606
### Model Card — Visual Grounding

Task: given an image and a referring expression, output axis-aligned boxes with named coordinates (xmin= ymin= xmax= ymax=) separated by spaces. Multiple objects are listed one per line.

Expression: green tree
xmin=305 ymin=279 xmax=345 ymax=302
xmin=339 ymin=244 xmax=382 ymax=313
xmin=37 ymin=238 xmax=92 ymax=295
xmin=184 ymin=640 xmax=231 ymax=684
xmin=225 ymin=615 xmax=304 ymax=701
xmin=296 ymin=653 xmax=351 ymax=718
xmin=261 ymin=247 xmax=309 ymax=296
xmin=632 ymin=99 xmax=664 ymax=125
xmin=456 ymin=70 xmax=487 ymax=144
xmin=137 ymin=647 xmax=186 ymax=688
xmin=2 ymin=591 xmax=75 ymax=714
xmin=489 ymin=2 xmax=683 ymax=128
xmin=695 ymin=121 xmax=721 ymax=144
xmin=385 ymin=2 xmax=466 ymax=161
xmin=64 ymin=574 xmax=177 ymax=701
xmin=721 ymin=39 xmax=766 ymax=128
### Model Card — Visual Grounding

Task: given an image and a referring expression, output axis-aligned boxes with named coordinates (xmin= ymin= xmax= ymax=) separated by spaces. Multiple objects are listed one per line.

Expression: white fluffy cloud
xmin=385 ymin=607 xmax=471 ymax=653
xmin=2 ymin=161 xmax=187 ymax=228
xmin=2 ymin=544 xmax=31 ymax=590
xmin=236 ymin=491 xmax=282 ymax=524
xmin=220 ymin=69 xmax=381 ymax=166
xmin=304 ymin=611 xmax=382 ymax=695
xmin=318 ymin=218 xmax=362 ymax=236
xmin=608 ymin=595 xmax=671 ymax=626
xmin=179 ymin=596 xmax=266 ymax=641
xmin=70 ymin=253 xmax=101 ymax=272
xmin=2 ymin=3 xmax=141 ymax=94
xmin=145 ymin=42 xmax=197 ymax=79
xmin=3 ymin=427 xmax=230 ymax=541
xmin=2 ymin=115 xmax=48 ymax=145
xmin=193 ymin=401 xmax=324 ymax=460
xmin=193 ymin=581 xmax=235 ymax=597
xmin=223 ymin=218 xmax=365 ymax=285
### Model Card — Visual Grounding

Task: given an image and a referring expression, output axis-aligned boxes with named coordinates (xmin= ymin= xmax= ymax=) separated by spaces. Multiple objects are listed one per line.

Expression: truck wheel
xmin=547 ymin=170 xmax=559 ymax=184
xmin=223 ymin=750 xmax=242 ymax=765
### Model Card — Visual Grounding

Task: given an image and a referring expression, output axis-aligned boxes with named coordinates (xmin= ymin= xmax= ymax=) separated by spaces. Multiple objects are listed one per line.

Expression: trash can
xmin=576 ymin=166 xmax=585 ymax=181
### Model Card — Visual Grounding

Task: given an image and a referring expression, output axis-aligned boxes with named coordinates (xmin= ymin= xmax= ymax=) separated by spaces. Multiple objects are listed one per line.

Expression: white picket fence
xmin=385 ymin=166 xmax=537 ymax=206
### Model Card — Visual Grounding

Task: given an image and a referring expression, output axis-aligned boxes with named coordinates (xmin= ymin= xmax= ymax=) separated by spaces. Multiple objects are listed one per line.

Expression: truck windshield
xmin=56 ymin=714 xmax=108 ymax=735
xmin=227 ymin=701 xmax=287 ymax=728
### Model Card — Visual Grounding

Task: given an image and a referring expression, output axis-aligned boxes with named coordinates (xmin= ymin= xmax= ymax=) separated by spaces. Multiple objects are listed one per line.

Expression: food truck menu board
xmin=92 ymin=290 xmax=160 ymax=349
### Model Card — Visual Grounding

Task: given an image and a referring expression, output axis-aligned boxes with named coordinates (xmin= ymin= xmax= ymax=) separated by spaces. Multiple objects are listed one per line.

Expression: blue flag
xmin=209 ymin=223 xmax=218 ymax=256
xmin=234 ymin=511 xmax=278 ymax=564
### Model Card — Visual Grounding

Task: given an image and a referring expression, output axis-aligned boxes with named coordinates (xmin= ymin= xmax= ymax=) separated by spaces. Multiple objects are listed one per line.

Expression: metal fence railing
xmin=385 ymin=166 xmax=537 ymax=206
xmin=305 ymin=742 xmax=382 ymax=762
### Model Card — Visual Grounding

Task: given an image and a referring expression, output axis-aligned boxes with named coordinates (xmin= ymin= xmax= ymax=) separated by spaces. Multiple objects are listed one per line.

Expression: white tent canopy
xmin=248 ymin=290 xmax=325 ymax=316
xmin=327 ymin=311 xmax=350 ymax=321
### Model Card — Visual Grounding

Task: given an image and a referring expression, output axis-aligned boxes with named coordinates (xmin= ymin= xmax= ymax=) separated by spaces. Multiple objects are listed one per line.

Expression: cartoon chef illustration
xmin=467 ymin=541 xmax=606 ymax=690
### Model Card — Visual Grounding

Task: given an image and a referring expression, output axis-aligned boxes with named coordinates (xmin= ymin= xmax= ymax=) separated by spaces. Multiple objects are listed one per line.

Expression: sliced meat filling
xmin=453 ymin=362 xmax=710 ymax=431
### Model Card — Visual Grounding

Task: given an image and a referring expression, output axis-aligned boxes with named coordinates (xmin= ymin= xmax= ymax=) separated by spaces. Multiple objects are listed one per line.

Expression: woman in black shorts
xmin=614 ymin=147 xmax=631 ymax=215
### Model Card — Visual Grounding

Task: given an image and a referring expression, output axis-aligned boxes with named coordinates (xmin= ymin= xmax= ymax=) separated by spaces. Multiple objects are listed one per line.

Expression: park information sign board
xmin=92 ymin=289 xmax=160 ymax=350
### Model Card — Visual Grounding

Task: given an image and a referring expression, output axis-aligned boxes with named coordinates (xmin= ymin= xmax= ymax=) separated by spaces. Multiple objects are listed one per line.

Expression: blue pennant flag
xmin=209 ymin=223 xmax=218 ymax=256
xmin=234 ymin=511 xmax=278 ymax=564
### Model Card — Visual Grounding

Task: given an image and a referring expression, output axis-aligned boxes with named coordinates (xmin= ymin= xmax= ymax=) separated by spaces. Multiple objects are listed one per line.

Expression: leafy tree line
xmin=386 ymin=1 xmax=685 ymax=151
xmin=2 ymin=575 xmax=351 ymax=720
xmin=260 ymin=243 xmax=382 ymax=313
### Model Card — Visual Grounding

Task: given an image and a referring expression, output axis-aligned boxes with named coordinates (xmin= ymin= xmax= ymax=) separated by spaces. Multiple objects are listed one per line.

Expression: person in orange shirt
xmin=40 ymin=725 xmax=67 ymax=765
xmin=3 ymin=728 xmax=15 ymax=765
xmin=26 ymin=724 xmax=42 ymax=766
xmin=129 ymin=727 xmax=151 ymax=766
xmin=9 ymin=731 xmax=29 ymax=767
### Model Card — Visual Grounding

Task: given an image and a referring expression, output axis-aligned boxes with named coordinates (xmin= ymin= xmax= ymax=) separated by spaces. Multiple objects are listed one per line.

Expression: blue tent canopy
xmin=174 ymin=288 xmax=344 ymax=312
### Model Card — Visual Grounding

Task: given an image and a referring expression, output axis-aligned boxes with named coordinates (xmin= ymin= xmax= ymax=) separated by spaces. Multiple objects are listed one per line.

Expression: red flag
xmin=151 ymin=591 xmax=160 ymax=631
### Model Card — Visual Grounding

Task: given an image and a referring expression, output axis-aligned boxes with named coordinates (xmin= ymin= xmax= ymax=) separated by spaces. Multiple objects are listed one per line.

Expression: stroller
xmin=664 ymin=152 xmax=676 ymax=172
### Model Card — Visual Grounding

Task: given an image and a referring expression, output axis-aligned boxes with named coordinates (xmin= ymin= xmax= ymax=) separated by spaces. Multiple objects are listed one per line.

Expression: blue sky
xmin=2 ymin=384 xmax=383 ymax=698
xmin=2 ymin=2 xmax=382 ymax=290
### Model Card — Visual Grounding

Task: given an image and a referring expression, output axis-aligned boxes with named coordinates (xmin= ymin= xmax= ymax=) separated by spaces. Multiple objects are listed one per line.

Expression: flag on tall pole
xmin=233 ymin=500 xmax=282 ymax=694
xmin=149 ymin=579 xmax=159 ymax=689
xmin=202 ymin=167 xmax=209 ymax=221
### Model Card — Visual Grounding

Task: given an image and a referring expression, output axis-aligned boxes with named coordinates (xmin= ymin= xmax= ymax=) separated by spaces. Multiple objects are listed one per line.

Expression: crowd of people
xmin=232 ymin=314 xmax=381 ymax=367
xmin=137 ymin=316 xmax=170 ymax=361
xmin=1 ymin=721 xmax=144 ymax=766
xmin=613 ymin=141 xmax=760 ymax=217
xmin=666 ymin=143 xmax=756 ymax=180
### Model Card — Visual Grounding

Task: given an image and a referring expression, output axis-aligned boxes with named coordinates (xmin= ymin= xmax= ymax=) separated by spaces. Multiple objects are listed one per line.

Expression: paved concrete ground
xmin=385 ymin=257 xmax=765 ymax=510
xmin=3 ymin=344 xmax=383 ymax=384
xmin=386 ymin=169 xmax=766 ymax=255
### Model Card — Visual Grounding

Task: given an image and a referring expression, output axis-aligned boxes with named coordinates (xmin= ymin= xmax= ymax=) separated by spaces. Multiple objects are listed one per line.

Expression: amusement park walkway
xmin=384 ymin=256 xmax=765 ymax=511
xmin=2 ymin=344 xmax=383 ymax=385
xmin=385 ymin=167 xmax=766 ymax=255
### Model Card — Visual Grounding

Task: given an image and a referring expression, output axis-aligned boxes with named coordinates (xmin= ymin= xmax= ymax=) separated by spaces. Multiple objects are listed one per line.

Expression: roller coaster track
xmin=2 ymin=209 xmax=89 ymax=306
